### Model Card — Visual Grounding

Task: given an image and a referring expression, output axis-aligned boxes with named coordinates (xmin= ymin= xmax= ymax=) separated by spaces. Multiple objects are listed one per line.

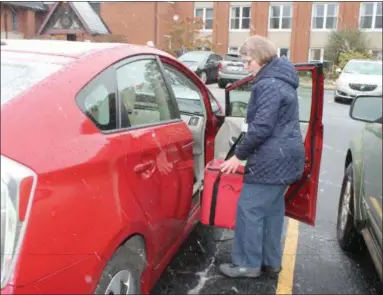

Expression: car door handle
xmin=134 ymin=160 xmax=155 ymax=174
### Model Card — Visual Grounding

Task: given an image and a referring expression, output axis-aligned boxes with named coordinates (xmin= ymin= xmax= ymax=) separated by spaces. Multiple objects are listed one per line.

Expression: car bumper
xmin=218 ymin=71 xmax=248 ymax=82
xmin=335 ymin=85 xmax=382 ymax=100
xmin=0 ymin=255 xmax=98 ymax=294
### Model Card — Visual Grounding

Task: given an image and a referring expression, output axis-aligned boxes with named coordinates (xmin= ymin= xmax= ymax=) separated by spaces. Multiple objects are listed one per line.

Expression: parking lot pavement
xmin=150 ymin=85 xmax=382 ymax=295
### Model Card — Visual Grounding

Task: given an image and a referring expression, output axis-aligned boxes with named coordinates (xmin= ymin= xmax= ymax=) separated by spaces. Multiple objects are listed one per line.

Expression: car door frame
xmin=111 ymin=54 xmax=194 ymax=265
xmin=158 ymin=55 xmax=222 ymax=165
xmin=224 ymin=63 xmax=324 ymax=226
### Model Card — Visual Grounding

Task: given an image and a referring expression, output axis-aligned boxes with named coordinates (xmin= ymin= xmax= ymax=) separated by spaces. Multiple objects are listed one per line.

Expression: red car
xmin=1 ymin=39 xmax=324 ymax=294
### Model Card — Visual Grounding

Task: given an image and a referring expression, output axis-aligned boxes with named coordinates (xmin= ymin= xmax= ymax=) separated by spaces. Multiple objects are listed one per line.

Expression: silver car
xmin=217 ymin=53 xmax=249 ymax=88
xmin=335 ymin=59 xmax=382 ymax=103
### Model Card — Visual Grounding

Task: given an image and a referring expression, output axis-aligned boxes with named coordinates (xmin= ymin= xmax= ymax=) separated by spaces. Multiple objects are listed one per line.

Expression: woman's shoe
xmin=219 ymin=263 xmax=261 ymax=278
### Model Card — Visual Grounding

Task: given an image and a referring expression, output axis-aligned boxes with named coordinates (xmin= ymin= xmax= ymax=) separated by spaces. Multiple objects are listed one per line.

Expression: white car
xmin=335 ymin=59 xmax=382 ymax=103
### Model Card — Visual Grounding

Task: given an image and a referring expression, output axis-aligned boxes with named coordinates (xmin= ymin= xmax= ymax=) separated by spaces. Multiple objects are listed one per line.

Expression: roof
xmin=71 ymin=2 xmax=109 ymax=35
xmin=1 ymin=39 xmax=120 ymax=58
xmin=38 ymin=1 xmax=109 ymax=36
xmin=3 ymin=1 xmax=47 ymax=11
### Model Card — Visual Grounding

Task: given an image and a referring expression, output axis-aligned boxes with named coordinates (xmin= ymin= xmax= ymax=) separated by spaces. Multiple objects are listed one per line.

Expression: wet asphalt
xmin=150 ymin=85 xmax=383 ymax=295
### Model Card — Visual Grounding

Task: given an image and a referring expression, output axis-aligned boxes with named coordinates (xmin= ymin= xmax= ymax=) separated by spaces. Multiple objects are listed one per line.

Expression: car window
xmin=343 ymin=61 xmax=382 ymax=75
xmin=228 ymin=70 xmax=313 ymax=122
xmin=163 ymin=64 xmax=205 ymax=116
xmin=117 ymin=59 xmax=178 ymax=127
xmin=223 ymin=54 xmax=242 ymax=62
xmin=76 ymin=67 xmax=117 ymax=131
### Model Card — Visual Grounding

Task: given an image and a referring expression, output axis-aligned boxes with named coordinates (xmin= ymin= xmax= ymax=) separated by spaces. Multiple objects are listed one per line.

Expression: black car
xmin=178 ymin=51 xmax=222 ymax=84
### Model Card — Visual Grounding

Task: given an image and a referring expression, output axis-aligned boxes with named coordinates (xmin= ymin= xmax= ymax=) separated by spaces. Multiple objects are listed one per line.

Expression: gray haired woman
xmin=219 ymin=35 xmax=305 ymax=278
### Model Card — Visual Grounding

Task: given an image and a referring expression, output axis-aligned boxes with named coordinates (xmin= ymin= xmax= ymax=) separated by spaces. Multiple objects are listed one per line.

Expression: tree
xmin=324 ymin=29 xmax=371 ymax=65
xmin=165 ymin=16 xmax=214 ymax=56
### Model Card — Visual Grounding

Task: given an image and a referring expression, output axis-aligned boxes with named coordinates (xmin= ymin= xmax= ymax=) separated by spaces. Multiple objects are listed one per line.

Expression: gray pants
xmin=232 ymin=182 xmax=288 ymax=269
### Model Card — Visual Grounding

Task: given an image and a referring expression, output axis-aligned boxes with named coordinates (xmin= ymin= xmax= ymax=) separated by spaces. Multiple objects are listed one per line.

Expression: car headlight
xmin=1 ymin=155 xmax=36 ymax=289
xmin=189 ymin=65 xmax=198 ymax=72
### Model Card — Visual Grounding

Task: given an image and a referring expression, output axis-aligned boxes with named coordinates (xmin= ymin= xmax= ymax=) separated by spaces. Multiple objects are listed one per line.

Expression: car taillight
xmin=218 ymin=63 xmax=222 ymax=71
xmin=1 ymin=155 xmax=37 ymax=289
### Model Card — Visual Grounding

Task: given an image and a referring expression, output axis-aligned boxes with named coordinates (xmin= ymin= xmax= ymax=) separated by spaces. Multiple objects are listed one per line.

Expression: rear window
xmin=223 ymin=54 xmax=241 ymax=62
xmin=1 ymin=52 xmax=68 ymax=104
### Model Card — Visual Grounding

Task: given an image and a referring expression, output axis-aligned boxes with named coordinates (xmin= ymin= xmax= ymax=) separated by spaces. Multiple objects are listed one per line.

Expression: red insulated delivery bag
xmin=200 ymin=159 xmax=245 ymax=229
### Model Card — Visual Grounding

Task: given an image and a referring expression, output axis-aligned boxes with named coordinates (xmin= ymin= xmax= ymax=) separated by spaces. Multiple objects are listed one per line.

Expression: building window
xmin=269 ymin=3 xmax=292 ymax=30
xmin=278 ymin=48 xmax=290 ymax=59
xmin=312 ymin=3 xmax=339 ymax=30
xmin=11 ymin=10 xmax=18 ymax=31
xmin=230 ymin=6 xmax=251 ymax=30
xmin=359 ymin=2 xmax=382 ymax=30
xmin=195 ymin=8 xmax=213 ymax=30
xmin=309 ymin=48 xmax=324 ymax=62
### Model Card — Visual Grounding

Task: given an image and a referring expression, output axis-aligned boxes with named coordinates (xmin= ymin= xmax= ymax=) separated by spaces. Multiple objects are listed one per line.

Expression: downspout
xmin=154 ymin=2 xmax=158 ymax=46
xmin=3 ymin=8 xmax=9 ymax=39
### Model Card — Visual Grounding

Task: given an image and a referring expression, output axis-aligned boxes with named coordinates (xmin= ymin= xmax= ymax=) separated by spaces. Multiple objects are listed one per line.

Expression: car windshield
xmin=179 ymin=52 xmax=209 ymax=63
xmin=343 ymin=61 xmax=382 ymax=75
xmin=1 ymin=52 xmax=68 ymax=104
xmin=223 ymin=54 xmax=241 ymax=62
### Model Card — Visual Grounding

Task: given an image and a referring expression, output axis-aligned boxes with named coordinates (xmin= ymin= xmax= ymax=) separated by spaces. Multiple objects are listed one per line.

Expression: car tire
xmin=218 ymin=80 xmax=227 ymax=89
xmin=336 ymin=163 xmax=365 ymax=253
xmin=200 ymin=71 xmax=208 ymax=84
xmin=334 ymin=96 xmax=339 ymax=102
xmin=95 ymin=237 xmax=146 ymax=295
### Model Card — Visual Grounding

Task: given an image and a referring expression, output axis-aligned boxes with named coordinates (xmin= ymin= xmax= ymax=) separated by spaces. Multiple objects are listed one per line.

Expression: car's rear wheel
xmin=95 ymin=237 xmax=146 ymax=295
xmin=218 ymin=80 xmax=227 ymax=88
xmin=336 ymin=163 xmax=364 ymax=253
xmin=200 ymin=71 xmax=208 ymax=84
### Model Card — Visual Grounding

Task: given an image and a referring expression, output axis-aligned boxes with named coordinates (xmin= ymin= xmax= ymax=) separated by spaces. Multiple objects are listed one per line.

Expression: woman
xmin=219 ymin=35 xmax=305 ymax=278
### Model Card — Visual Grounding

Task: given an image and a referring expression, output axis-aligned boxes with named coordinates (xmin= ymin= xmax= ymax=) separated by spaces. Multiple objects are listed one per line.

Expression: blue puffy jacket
xmin=234 ymin=56 xmax=305 ymax=185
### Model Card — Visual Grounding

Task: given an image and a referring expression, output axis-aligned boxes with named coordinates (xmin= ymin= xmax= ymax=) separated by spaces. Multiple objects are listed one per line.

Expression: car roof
xmin=0 ymin=39 xmax=166 ymax=60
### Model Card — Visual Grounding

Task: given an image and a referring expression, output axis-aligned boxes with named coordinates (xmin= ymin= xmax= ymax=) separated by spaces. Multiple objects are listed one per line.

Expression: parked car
xmin=178 ymin=51 xmax=222 ymax=84
xmin=336 ymin=95 xmax=382 ymax=282
xmin=1 ymin=39 xmax=323 ymax=294
xmin=217 ymin=53 xmax=249 ymax=88
xmin=334 ymin=59 xmax=382 ymax=103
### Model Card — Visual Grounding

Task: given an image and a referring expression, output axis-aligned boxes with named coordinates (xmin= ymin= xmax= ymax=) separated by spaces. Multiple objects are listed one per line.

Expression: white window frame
xmin=278 ymin=48 xmax=290 ymax=59
xmin=229 ymin=6 xmax=251 ymax=31
xmin=359 ymin=2 xmax=382 ymax=31
xmin=311 ymin=3 xmax=339 ymax=31
xmin=194 ymin=7 xmax=213 ymax=31
xmin=308 ymin=48 xmax=325 ymax=62
xmin=268 ymin=3 xmax=293 ymax=31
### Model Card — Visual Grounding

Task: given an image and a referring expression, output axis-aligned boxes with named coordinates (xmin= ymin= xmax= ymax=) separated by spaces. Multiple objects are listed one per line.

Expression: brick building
xmin=1 ymin=1 xmax=382 ymax=63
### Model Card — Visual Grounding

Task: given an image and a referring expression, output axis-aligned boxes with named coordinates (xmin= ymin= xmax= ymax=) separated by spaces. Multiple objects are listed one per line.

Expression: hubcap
xmin=200 ymin=72 xmax=207 ymax=83
xmin=340 ymin=178 xmax=351 ymax=231
xmin=105 ymin=270 xmax=135 ymax=295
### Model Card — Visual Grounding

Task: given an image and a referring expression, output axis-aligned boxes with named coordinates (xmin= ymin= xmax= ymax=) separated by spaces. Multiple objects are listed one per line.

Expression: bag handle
xmin=209 ymin=132 xmax=246 ymax=225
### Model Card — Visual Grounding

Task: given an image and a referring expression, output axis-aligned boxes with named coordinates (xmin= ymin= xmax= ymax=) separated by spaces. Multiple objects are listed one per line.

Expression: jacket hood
xmin=255 ymin=57 xmax=299 ymax=89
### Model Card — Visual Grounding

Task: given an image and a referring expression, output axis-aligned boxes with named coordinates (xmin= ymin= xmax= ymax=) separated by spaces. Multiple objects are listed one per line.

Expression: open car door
xmin=213 ymin=63 xmax=324 ymax=226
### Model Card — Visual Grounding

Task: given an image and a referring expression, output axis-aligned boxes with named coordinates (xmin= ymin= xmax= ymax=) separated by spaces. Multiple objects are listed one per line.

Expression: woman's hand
xmin=220 ymin=155 xmax=242 ymax=174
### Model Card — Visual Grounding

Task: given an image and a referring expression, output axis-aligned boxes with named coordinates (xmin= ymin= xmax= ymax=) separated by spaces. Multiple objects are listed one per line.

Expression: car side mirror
xmin=350 ymin=95 xmax=382 ymax=123
xmin=336 ymin=68 xmax=342 ymax=74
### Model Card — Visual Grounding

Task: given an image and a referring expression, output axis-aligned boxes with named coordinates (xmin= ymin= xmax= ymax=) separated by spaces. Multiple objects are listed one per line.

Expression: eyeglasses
xmin=243 ymin=60 xmax=252 ymax=66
